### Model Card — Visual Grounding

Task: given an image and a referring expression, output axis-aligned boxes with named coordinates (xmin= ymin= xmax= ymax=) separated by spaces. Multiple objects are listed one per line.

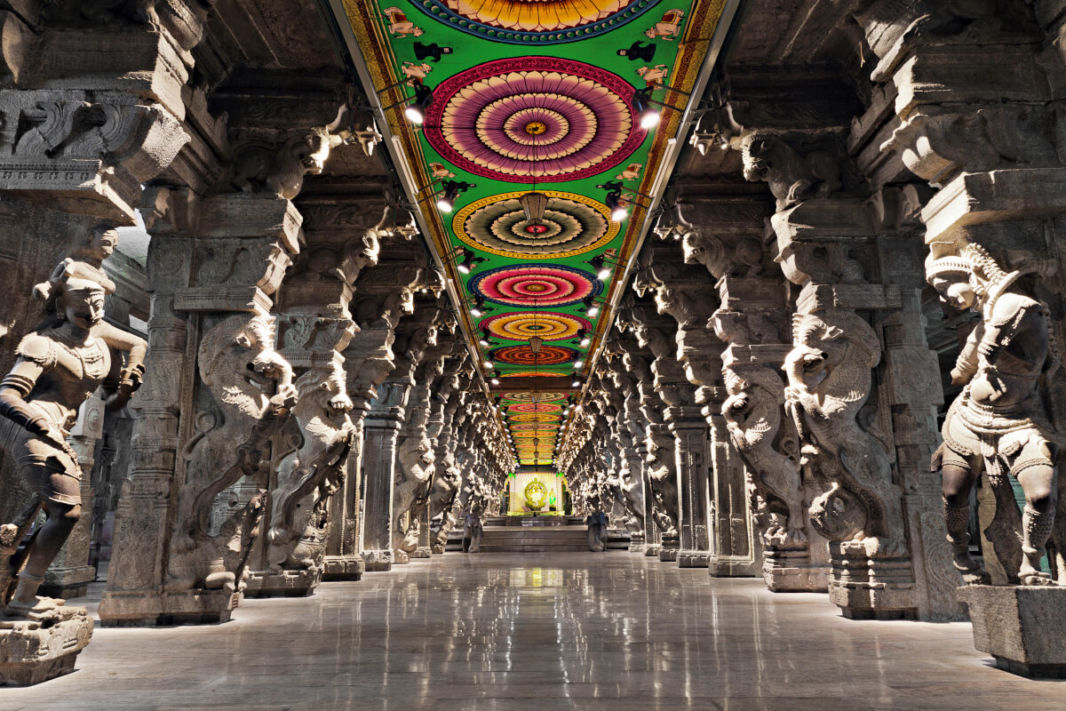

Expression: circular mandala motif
xmin=491 ymin=344 xmax=576 ymax=366
xmin=470 ymin=264 xmax=601 ymax=307
xmin=501 ymin=392 xmax=567 ymax=403
xmin=424 ymin=58 xmax=642 ymax=183
xmin=508 ymin=402 xmax=564 ymax=414
xmin=510 ymin=422 xmax=560 ymax=431
xmin=453 ymin=191 xmax=616 ymax=260
xmin=511 ymin=413 xmax=562 ymax=423
xmin=417 ymin=0 xmax=660 ymax=44
xmin=512 ymin=429 xmax=554 ymax=439
xmin=481 ymin=312 xmax=591 ymax=342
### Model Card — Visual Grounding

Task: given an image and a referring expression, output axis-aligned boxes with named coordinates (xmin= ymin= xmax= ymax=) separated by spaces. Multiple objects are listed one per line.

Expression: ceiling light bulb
xmin=571 ymin=380 xmax=581 ymax=387
xmin=405 ymin=106 xmax=425 ymax=124
xmin=640 ymin=110 xmax=661 ymax=130
xmin=471 ymin=306 xmax=483 ymax=317
xmin=437 ymin=197 xmax=454 ymax=213
xmin=611 ymin=207 xmax=628 ymax=222
xmin=574 ymin=359 xmax=584 ymax=368
xmin=587 ymin=305 xmax=600 ymax=318
xmin=580 ymin=336 xmax=591 ymax=347
xmin=597 ymin=267 xmax=611 ymax=281
xmin=457 ymin=262 xmax=470 ymax=274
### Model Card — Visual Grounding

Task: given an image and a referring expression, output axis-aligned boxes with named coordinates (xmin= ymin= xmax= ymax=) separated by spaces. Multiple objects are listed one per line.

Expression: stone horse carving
xmin=722 ymin=365 xmax=806 ymax=546
xmin=783 ymin=310 xmax=903 ymax=556
xmin=168 ymin=313 xmax=296 ymax=592
xmin=266 ymin=358 xmax=356 ymax=573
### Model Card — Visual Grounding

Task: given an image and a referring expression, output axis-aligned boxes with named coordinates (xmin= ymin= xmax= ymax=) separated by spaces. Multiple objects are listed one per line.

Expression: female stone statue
xmin=1 ymin=257 xmax=146 ymax=617
xmin=927 ymin=243 xmax=1060 ymax=585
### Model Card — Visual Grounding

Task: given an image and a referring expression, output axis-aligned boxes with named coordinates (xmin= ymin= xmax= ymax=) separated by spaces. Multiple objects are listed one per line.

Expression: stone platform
xmin=957 ymin=584 xmax=1066 ymax=678
xmin=0 ymin=605 xmax=93 ymax=686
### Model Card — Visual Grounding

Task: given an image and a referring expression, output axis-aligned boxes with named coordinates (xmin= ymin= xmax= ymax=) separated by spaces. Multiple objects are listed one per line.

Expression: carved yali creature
xmin=927 ymin=244 xmax=1063 ymax=585
xmin=645 ymin=429 xmax=679 ymax=537
xmin=783 ymin=310 xmax=903 ymax=556
xmin=266 ymin=359 xmax=356 ymax=572
xmin=740 ymin=133 xmax=842 ymax=210
xmin=0 ymin=268 xmax=143 ymax=618
xmin=168 ymin=313 xmax=296 ymax=592
xmin=722 ymin=366 xmax=806 ymax=546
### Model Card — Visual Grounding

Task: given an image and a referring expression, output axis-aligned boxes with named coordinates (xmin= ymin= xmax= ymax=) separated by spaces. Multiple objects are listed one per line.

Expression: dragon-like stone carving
xmin=265 ymin=359 xmax=356 ymax=573
xmin=722 ymin=365 xmax=806 ymax=546
xmin=782 ymin=310 xmax=903 ymax=556
xmin=168 ymin=313 xmax=296 ymax=592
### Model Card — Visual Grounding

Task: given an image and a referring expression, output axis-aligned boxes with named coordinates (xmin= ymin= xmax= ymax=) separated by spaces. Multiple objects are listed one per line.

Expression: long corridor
xmin=5 ymin=553 xmax=1064 ymax=710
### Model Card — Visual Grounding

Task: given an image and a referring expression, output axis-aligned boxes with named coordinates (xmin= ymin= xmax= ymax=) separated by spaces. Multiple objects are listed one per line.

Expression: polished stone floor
xmin=4 ymin=552 xmax=1064 ymax=710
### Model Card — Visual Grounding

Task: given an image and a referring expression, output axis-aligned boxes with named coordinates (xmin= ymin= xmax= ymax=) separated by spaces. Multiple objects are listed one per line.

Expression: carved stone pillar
xmin=849 ymin=0 xmax=1066 ymax=647
xmin=362 ymin=381 xmax=407 ymax=572
xmin=322 ymin=236 xmax=424 ymax=579
xmin=391 ymin=294 xmax=447 ymax=563
xmin=242 ymin=197 xmax=383 ymax=598
xmin=99 ymin=192 xmax=301 ymax=626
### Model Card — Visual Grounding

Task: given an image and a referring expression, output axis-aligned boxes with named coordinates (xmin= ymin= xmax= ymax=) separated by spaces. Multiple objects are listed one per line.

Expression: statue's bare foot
xmin=3 ymin=595 xmax=64 ymax=622
xmin=953 ymin=552 xmax=990 ymax=585
xmin=1019 ymin=564 xmax=1053 ymax=586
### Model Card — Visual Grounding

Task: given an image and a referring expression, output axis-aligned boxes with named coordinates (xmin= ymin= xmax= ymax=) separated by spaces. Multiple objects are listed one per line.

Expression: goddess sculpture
xmin=927 ymin=244 xmax=1060 ymax=585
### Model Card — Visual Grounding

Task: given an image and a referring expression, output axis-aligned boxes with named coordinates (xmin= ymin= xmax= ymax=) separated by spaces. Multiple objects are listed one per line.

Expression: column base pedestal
xmin=430 ymin=543 xmax=446 ymax=555
xmin=763 ymin=549 xmax=828 ymax=592
xmin=957 ymin=585 xmax=1066 ymax=678
xmin=411 ymin=547 xmax=432 ymax=558
xmin=323 ymin=555 xmax=364 ymax=581
xmin=678 ymin=550 xmax=711 ymax=568
xmin=363 ymin=550 xmax=393 ymax=572
xmin=244 ymin=568 xmax=321 ymax=598
xmin=828 ymin=549 xmax=917 ymax=620
xmin=393 ymin=549 xmax=410 ymax=565
xmin=644 ymin=543 xmax=661 ymax=557
xmin=0 ymin=605 xmax=93 ymax=686
xmin=98 ymin=588 xmax=239 ymax=627
xmin=709 ymin=555 xmax=759 ymax=578
xmin=40 ymin=565 xmax=96 ymax=600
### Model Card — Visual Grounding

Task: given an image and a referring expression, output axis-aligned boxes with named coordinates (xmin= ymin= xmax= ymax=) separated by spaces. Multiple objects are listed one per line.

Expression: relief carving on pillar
xmin=722 ymin=365 xmax=805 ymax=547
xmin=265 ymin=358 xmax=356 ymax=575
xmin=783 ymin=310 xmax=903 ymax=556
xmin=167 ymin=313 xmax=296 ymax=593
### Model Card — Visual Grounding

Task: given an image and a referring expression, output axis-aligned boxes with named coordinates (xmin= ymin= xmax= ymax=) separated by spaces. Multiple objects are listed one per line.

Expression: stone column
xmin=362 ymin=380 xmax=407 ymax=572
xmin=391 ymin=294 xmax=448 ymax=563
xmin=99 ymin=191 xmax=302 ymax=626
xmin=848 ymin=0 xmax=1066 ymax=647
xmin=361 ymin=276 xmax=440 ymax=571
xmin=322 ymin=235 xmax=425 ymax=578
xmin=242 ymin=196 xmax=384 ymax=597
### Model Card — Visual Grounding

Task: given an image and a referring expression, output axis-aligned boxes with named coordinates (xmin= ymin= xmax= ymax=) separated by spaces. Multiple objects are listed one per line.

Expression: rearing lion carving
xmin=782 ymin=311 xmax=903 ymax=556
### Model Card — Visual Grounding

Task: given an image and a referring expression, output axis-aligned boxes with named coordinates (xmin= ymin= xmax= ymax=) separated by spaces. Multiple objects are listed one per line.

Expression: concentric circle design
xmin=481 ymin=312 xmax=591 ymax=342
xmin=470 ymin=264 xmax=601 ymax=307
xmin=502 ymin=392 xmax=567 ymax=402
xmin=508 ymin=402 xmax=564 ymax=414
xmin=511 ymin=413 xmax=562 ymax=423
xmin=417 ymin=0 xmax=660 ymax=44
xmin=424 ymin=58 xmax=642 ymax=183
xmin=510 ymin=422 xmax=559 ymax=431
xmin=453 ymin=191 xmax=616 ymax=259
xmin=491 ymin=344 xmax=576 ymax=366
xmin=512 ymin=430 xmax=552 ymax=438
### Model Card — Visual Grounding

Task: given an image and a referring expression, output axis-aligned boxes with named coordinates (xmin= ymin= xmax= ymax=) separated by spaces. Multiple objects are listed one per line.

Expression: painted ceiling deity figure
xmin=927 ymin=243 xmax=1064 ymax=586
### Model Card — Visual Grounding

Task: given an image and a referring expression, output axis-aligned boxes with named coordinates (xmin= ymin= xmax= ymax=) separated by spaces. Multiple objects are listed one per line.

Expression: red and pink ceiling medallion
xmin=424 ymin=57 xmax=643 ymax=183
xmin=469 ymin=263 xmax=602 ymax=307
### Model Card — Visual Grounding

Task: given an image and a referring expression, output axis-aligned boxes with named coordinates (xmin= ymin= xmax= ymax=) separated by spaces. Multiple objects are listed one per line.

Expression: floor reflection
xmin=4 ymin=552 xmax=1064 ymax=710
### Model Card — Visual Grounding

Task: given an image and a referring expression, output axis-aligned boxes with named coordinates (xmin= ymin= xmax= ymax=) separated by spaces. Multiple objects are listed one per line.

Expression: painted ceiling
xmin=337 ymin=0 xmax=729 ymax=467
